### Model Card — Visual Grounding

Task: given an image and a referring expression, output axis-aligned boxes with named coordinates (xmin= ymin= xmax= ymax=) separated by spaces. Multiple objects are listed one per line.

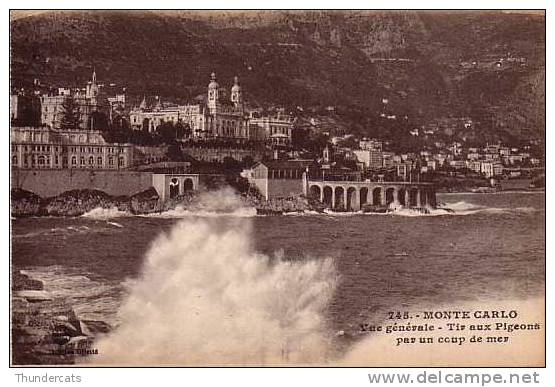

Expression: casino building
xmin=130 ymin=73 xmax=249 ymax=141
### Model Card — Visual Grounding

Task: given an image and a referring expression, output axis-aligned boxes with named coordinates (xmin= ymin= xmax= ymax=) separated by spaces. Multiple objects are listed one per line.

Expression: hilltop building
xmin=40 ymin=70 xmax=100 ymax=130
xmin=354 ymin=149 xmax=383 ymax=169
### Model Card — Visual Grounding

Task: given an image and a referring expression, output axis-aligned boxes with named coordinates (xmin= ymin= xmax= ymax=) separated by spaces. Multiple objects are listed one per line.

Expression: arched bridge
xmin=305 ymin=180 xmax=436 ymax=211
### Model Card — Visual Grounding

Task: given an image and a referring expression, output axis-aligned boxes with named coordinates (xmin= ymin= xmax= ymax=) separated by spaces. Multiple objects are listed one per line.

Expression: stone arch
xmin=346 ymin=187 xmax=358 ymax=211
xmin=385 ymin=187 xmax=396 ymax=206
xmin=397 ymin=188 xmax=406 ymax=206
xmin=183 ymin=178 xmax=194 ymax=192
xmin=323 ymin=186 xmax=333 ymax=207
xmin=309 ymin=185 xmax=321 ymax=201
xmin=169 ymin=177 xmax=180 ymax=198
xmin=409 ymin=188 xmax=419 ymax=207
xmin=334 ymin=186 xmax=345 ymax=210
xmin=372 ymin=187 xmax=382 ymax=205
xmin=359 ymin=187 xmax=368 ymax=208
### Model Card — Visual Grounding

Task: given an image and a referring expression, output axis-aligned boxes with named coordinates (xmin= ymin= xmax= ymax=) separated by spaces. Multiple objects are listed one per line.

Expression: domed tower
xmin=207 ymin=72 xmax=219 ymax=113
xmin=230 ymin=76 xmax=243 ymax=110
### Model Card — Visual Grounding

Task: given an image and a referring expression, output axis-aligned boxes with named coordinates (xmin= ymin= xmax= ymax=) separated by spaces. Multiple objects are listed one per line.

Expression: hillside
xmin=10 ymin=10 xmax=545 ymax=142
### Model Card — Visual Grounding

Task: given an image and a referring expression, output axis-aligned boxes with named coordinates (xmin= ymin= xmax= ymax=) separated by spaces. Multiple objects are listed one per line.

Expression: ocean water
xmin=11 ymin=192 xmax=545 ymax=365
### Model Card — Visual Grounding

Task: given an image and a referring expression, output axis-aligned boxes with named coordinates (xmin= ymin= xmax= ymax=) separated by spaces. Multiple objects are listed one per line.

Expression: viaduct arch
xmin=305 ymin=180 xmax=436 ymax=211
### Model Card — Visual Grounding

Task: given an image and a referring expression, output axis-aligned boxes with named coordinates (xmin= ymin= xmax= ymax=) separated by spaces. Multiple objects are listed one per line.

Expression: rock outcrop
xmin=11 ymin=189 xmax=42 ymax=218
xmin=10 ymin=188 xmax=159 ymax=217
xmin=42 ymin=189 xmax=130 ymax=217
xmin=11 ymin=270 xmax=110 ymax=365
xmin=11 ymin=187 xmax=326 ymax=218
xmin=247 ymin=194 xmax=326 ymax=214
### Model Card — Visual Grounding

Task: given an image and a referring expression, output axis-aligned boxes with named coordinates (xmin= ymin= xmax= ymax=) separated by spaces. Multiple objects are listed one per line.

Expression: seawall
xmin=11 ymin=169 xmax=153 ymax=198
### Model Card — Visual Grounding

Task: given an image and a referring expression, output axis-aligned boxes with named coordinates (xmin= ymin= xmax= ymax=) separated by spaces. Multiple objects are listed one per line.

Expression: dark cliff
xmin=11 ymin=10 xmax=545 ymax=142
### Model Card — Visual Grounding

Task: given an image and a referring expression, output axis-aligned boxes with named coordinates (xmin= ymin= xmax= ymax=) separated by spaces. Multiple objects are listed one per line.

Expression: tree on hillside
xmin=158 ymin=121 xmax=177 ymax=144
xmin=59 ymin=96 xmax=81 ymax=129
xmin=175 ymin=121 xmax=191 ymax=139
xmin=166 ymin=143 xmax=184 ymax=161
xmin=88 ymin=111 xmax=110 ymax=131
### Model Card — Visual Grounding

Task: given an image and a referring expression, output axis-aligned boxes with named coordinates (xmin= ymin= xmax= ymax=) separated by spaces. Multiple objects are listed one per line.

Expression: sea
xmin=11 ymin=191 xmax=545 ymax=365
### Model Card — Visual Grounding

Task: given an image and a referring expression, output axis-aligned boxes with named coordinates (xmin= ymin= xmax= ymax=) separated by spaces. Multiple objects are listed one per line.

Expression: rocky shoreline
xmin=11 ymin=187 xmax=326 ymax=218
xmin=11 ymin=270 xmax=110 ymax=365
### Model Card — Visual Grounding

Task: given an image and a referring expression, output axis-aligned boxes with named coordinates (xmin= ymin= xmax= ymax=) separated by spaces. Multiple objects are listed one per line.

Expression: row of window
xmin=13 ymin=145 xmax=59 ymax=152
xmin=12 ymin=144 xmax=127 ymax=154
xmin=68 ymin=146 xmax=126 ymax=154
xmin=12 ymin=155 xmax=126 ymax=168
xmin=270 ymin=126 xmax=291 ymax=135
xmin=18 ymin=132 xmax=50 ymax=142
xmin=70 ymin=155 xmax=125 ymax=167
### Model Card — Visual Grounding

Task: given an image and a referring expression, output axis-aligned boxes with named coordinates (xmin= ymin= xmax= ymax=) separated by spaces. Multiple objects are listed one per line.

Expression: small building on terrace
xmin=151 ymin=173 xmax=226 ymax=201
xmin=245 ymin=160 xmax=316 ymax=200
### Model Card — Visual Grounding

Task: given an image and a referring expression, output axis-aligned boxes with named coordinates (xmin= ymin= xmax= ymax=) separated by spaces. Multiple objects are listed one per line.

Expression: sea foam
xmin=92 ymin=217 xmax=337 ymax=365
xmin=81 ymin=207 xmax=129 ymax=220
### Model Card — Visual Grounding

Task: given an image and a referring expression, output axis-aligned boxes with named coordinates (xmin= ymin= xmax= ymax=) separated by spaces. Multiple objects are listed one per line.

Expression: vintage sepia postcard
xmin=9 ymin=9 xmax=545 ymax=368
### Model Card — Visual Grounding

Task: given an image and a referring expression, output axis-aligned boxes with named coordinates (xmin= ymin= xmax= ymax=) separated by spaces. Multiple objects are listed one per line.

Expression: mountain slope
xmin=10 ymin=10 xmax=545 ymax=141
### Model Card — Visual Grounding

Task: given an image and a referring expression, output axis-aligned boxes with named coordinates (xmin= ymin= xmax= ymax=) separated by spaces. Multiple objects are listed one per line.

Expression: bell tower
xmin=207 ymin=72 xmax=219 ymax=113
xmin=231 ymin=76 xmax=243 ymax=109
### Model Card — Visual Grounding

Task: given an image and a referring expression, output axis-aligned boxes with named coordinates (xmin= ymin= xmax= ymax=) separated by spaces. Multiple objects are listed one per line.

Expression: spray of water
xmin=81 ymin=207 xmax=129 ymax=220
xmin=92 ymin=216 xmax=337 ymax=365
xmin=143 ymin=187 xmax=257 ymax=218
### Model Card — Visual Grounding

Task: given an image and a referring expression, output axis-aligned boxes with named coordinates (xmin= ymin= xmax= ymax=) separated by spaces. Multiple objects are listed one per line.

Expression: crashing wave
xmin=92 ymin=217 xmax=336 ymax=365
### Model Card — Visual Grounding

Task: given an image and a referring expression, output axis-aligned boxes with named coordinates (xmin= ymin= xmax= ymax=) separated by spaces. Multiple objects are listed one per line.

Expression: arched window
xmin=108 ymin=156 xmax=114 ymax=166
xmin=97 ymin=157 xmax=103 ymax=166
xmin=12 ymin=155 xmax=17 ymax=166
xmin=169 ymin=178 xmax=179 ymax=198
xmin=89 ymin=156 xmax=94 ymax=165
xmin=38 ymin=156 xmax=45 ymax=166
xmin=183 ymin=178 xmax=194 ymax=191
xmin=71 ymin=156 xmax=77 ymax=165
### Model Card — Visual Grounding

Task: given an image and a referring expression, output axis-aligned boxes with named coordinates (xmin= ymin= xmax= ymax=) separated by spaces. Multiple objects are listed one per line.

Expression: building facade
xmin=40 ymin=70 xmax=107 ymax=130
xmin=11 ymin=126 xmax=134 ymax=170
xmin=353 ymin=149 xmax=383 ymax=169
xmin=480 ymin=161 xmax=504 ymax=178
xmin=248 ymin=113 xmax=294 ymax=146
xmin=129 ymin=74 xmax=249 ymax=141
xmin=245 ymin=160 xmax=314 ymax=199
